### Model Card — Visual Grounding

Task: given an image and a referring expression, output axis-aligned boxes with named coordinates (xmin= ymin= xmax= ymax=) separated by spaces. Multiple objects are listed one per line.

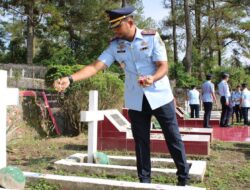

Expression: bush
xmin=45 ymin=65 xmax=124 ymax=135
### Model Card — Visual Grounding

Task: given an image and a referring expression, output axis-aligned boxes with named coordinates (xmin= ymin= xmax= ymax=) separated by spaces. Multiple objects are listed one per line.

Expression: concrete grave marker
xmin=80 ymin=90 xmax=104 ymax=163
xmin=0 ymin=70 xmax=19 ymax=169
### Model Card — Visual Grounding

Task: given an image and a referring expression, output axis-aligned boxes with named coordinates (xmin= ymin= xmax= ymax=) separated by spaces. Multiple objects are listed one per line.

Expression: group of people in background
xmin=187 ymin=73 xmax=250 ymax=128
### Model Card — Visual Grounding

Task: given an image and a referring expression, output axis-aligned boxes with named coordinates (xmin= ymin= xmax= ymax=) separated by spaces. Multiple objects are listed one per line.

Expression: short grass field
xmin=7 ymin=126 xmax=250 ymax=190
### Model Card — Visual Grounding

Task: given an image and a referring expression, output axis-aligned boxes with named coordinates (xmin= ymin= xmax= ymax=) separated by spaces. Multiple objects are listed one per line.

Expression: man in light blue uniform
xmin=201 ymin=74 xmax=217 ymax=128
xmin=218 ymin=73 xmax=231 ymax=127
xmin=54 ymin=6 xmax=190 ymax=186
xmin=231 ymin=85 xmax=242 ymax=123
xmin=240 ymin=83 xmax=250 ymax=126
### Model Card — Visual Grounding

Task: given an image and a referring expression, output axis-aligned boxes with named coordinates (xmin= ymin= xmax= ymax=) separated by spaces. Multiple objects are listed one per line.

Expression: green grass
xmin=8 ymin=131 xmax=250 ymax=190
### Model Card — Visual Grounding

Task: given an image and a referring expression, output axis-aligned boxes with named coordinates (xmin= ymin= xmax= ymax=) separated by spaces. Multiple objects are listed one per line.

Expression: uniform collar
xmin=134 ymin=28 xmax=144 ymax=40
xmin=117 ymin=28 xmax=143 ymax=44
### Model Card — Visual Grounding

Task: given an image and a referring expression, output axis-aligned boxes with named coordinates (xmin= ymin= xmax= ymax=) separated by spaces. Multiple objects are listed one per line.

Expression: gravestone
xmin=0 ymin=70 xmax=19 ymax=169
xmin=80 ymin=90 xmax=104 ymax=163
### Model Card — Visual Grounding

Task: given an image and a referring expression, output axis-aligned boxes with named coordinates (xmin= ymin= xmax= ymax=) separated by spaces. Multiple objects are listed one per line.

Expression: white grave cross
xmin=80 ymin=91 xmax=104 ymax=163
xmin=0 ymin=70 xmax=19 ymax=169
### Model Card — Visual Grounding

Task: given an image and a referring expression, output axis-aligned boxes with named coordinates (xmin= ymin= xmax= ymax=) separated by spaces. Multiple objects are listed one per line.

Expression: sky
xmin=142 ymin=0 xmax=168 ymax=22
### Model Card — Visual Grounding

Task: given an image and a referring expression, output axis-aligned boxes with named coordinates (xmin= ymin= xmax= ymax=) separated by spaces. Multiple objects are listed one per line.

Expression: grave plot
xmin=98 ymin=109 xmax=211 ymax=155
xmin=49 ymin=91 xmax=207 ymax=189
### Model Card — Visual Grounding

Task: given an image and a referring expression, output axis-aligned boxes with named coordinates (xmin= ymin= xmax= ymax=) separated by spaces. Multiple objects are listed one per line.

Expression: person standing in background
xmin=218 ymin=73 xmax=231 ymax=127
xmin=201 ymin=74 xmax=217 ymax=128
xmin=231 ymin=85 xmax=242 ymax=124
xmin=240 ymin=83 xmax=250 ymax=126
xmin=187 ymin=85 xmax=200 ymax=118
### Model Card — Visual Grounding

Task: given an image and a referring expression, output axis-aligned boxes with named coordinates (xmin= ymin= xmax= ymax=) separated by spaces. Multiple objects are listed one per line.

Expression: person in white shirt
xmin=187 ymin=85 xmax=200 ymax=118
xmin=201 ymin=74 xmax=217 ymax=128
xmin=240 ymin=83 xmax=250 ymax=126
xmin=231 ymin=85 xmax=242 ymax=123
xmin=218 ymin=73 xmax=231 ymax=127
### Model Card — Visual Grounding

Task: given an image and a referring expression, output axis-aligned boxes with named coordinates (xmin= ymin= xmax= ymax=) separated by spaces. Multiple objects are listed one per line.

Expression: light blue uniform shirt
xmin=201 ymin=81 xmax=215 ymax=102
xmin=218 ymin=80 xmax=231 ymax=102
xmin=231 ymin=91 xmax=241 ymax=105
xmin=241 ymin=89 xmax=250 ymax=108
xmin=188 ymin=89 xmax=200 ymax=105
xmin=98 ymin=28 xmax=173 ymax=111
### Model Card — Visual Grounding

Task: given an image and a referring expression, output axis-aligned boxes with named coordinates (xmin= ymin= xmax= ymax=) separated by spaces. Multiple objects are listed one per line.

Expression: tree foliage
xmin=163 ymin=0 xmax=250 ymax=85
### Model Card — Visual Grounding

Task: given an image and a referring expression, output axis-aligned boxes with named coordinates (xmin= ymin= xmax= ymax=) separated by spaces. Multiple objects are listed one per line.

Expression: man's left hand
xmin=138 ymin=75 xmax=154 ymax=87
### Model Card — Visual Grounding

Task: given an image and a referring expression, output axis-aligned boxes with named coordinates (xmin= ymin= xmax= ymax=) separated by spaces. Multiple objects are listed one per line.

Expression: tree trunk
xmin=183 ymin=0 xmax=192 ymax=74
xmin=26 ymin=2 xmax=34 ymax=65
xmin=212 ymin=0 xmax=222 ymax=66
xmin=171 ymin=0 xmax=178 ymax=64
xmin=195 ymin=0 xmax=204 ymax=78
xmin=122 ymin=0 xmax=127 ymax=7
xmin=207 ymin=0 xmax=213 ymax=58
xmin=195 ymin=0 xmax=201 ymax=54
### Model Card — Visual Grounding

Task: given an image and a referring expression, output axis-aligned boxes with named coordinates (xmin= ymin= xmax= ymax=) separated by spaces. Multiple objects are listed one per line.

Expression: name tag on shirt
xmin=140 ymin=46 xmax=148 ymax=51
xmin=117 ymin=50 xmax=126 ymax=53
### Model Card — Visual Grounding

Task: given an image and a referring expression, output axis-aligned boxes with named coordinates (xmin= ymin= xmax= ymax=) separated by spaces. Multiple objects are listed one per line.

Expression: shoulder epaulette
xmin=141 ymin=29 xmax=157 ymax=35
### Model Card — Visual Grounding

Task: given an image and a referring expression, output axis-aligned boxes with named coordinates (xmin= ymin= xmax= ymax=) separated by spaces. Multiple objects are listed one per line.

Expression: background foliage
xmin=46 ymin=65 xmax=124 ymax=135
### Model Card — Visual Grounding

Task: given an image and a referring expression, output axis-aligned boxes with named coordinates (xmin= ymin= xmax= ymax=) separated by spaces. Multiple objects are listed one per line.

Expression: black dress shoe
xmin=177 ymin=179 xmax=189 ymax=186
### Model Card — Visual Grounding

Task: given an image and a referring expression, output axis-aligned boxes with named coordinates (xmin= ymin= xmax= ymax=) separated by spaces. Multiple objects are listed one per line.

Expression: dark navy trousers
xmin=241 ymin=107 xmax=249 ymax=125
xmin=190 ymin=104 xmax=200 ymax=118
xmin=220 ymin=96 xmax=231 ymax=127
xmin=128 ymin=96 xmax=189 ymax=183
xmin=203 ymin=102 xmax=213 ymax=128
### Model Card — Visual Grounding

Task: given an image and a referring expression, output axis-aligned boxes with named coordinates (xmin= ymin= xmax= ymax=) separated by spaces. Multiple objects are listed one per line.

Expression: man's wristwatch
xmin=67 ymin=75 xmax=74 ymax=85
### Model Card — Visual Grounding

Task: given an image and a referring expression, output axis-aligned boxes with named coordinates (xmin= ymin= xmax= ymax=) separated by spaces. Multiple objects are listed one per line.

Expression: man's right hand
xmin=53 ymin=77 xmax=70 ymax=92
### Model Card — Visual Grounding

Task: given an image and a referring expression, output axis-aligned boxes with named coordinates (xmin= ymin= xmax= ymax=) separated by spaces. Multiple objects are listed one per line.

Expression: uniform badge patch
xmin=117 ymin=42 xmax=126 ymax=53
xmin=140 ymin=41 xmax=148 ymax=51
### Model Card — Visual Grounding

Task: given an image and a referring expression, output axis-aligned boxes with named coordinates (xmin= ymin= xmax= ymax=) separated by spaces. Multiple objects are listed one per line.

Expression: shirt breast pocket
xmin=139 ymin=48 xmax=152 ymax=62
xmin=115 ymin=53 xmax=128 ymax=67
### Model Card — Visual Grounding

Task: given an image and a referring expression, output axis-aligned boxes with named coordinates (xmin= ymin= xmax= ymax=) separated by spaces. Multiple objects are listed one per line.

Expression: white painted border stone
xmin=24 ymin=171 xmax=206 ymax=190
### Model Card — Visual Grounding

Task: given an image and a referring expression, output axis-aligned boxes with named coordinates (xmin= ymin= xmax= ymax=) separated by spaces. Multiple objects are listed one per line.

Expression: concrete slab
xmin=24 ymin=171 xmax=206 ymax=190
xmin=55 ymin=153 xmax=207 ymax=182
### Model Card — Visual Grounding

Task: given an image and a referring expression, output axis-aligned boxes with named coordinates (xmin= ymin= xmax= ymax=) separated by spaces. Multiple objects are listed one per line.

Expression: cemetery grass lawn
xmin=7 ymin=127 xmax=250 ymax=190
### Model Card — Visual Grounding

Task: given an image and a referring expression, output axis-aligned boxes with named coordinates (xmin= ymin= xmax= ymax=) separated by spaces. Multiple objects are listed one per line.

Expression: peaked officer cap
xmin=222 ymin=72 xmax=229 ymax=78
xmin=206 ymin=74 xmax=212 ymax=80
xmin=106 ymin=6 xmax=135 ymax=29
